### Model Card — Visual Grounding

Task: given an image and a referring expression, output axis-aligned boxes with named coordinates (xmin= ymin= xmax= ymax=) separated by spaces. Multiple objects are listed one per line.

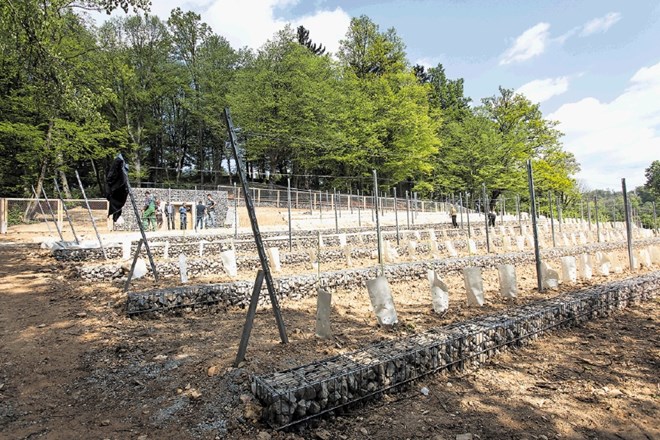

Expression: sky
xmin=93 ymin=0 xmax=660 ymax=192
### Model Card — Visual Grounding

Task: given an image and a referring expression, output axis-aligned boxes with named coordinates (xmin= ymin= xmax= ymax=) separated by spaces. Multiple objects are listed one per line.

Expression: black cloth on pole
xmin=106 ymin=154 xmax=129 ymax=222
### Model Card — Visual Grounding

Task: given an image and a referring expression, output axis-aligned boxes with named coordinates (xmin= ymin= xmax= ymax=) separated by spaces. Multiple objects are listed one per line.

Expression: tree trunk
xmin=24 ymin=120 xmax=54 ymax=220
xmin=91 ymin=159 xmax=104 ymax=196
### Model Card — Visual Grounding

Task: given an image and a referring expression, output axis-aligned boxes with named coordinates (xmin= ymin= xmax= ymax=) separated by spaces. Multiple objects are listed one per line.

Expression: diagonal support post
xmin=53 ymin=177 xmax=79 ymax=244
xmin=75 ymin=170 xmax=107 ymax=259
xmin=224 ymin=107 xmax=288 ymax=346
xmin=234 ymin=270 xmax=265 ymax=367
xmin=41 ymin=186 xmax=64 ymax=241
xmin=123 ymin=239 xmax=144 ymax=292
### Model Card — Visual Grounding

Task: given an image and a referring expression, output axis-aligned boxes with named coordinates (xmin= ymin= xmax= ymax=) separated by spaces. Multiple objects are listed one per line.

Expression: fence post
xmin=0 ymin=198 xmax=6 ymax=234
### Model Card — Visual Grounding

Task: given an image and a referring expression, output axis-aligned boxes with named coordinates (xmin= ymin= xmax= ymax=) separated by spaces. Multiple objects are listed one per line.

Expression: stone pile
xmin=252 ymin=272 xmax=659 ymax=428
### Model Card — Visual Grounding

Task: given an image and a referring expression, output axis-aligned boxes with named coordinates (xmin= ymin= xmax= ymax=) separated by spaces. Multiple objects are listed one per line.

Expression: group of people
xmin=450 ymin=204 xmax=497 ymax=228
xmin=142 ymin=192 xmax=216 ymax=231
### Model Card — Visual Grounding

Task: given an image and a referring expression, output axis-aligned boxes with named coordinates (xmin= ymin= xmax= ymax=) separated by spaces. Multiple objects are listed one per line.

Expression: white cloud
xmin=517 ymin=76 xmax=570 ymax=103
xmin=500 ymin=22 xmax=551 ymax=65
xmin=414 ymin=56 xmax=443 ymax=69
xmin=203 ymin=0 xmax=350 ymax=54
xmin=90 ymin=0 xmax=350 ymax=54
xmin=580 ymin=12 xmax=621 ymax=36
xmin=549 ymin=61 xmax=660 ymax=191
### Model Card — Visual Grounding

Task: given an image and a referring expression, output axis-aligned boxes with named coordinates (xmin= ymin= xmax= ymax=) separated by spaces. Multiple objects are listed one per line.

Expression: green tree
xmin=644 ymin=160 xmax=660 ymax=195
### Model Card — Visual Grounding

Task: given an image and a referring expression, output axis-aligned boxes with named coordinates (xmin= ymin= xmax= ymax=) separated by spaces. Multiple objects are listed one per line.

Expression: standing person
xmin=179 ymin=203 xmax=188 ymax=230
xmin=155 ymin=197 xmax=163 ymax=230
xmin=488 ymin=210 xmax=496 ymax=227
xmin=195 ymin=200 xmax=206 ymax=231
xmin=450 ymin=205 xmax=458 ymax=228
xmin=142 ymin=191 xmax=156 ymax=231
xmin=206 ymin=193 xmax=216 ymax=228
xmin=165 ymin=200 xmax=174 ymax=230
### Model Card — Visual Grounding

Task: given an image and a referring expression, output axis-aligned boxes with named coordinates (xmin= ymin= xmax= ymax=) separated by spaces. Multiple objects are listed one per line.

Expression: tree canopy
xmin=0 ymin=3 xmax=592 ymax=213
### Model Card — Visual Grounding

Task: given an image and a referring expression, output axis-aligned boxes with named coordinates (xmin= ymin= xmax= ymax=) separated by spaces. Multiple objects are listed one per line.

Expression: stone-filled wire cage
xmin=113 ymin=188 xmax=229 ymax=231
xmin=251 ymin=273 xmax=658 ymax=429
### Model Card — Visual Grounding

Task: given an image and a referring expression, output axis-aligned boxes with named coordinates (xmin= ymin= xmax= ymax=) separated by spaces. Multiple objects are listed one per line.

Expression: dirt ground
xmin=1 ymin=218 xmax=659 ymax=440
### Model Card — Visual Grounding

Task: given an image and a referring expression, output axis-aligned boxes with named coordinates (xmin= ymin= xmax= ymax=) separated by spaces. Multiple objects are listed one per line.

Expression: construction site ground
xmin=0 ymin=212 xmax=658 ymax=440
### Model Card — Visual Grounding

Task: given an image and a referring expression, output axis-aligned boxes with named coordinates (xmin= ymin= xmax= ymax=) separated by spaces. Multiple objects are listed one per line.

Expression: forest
xmin=1 ymin=0 xmax=658 ymax=225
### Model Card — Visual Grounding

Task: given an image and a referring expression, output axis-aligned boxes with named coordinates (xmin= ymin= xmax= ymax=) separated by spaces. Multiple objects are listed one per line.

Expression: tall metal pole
xmin=225 ymin=108 xmax=287 ymax=344
xmin=548 ymin=192 xmax=556 ymax=247
xmin=527 ymin=160 xmax=543 ymax=292
xmin=53 ymin=177 xmax=79 ymax=244
xmin=75 ymin=171 xmax=107 ymax=259
xmin=373 ymin=170 xmax=383 ymax=275
xmin=41 ymin=186 xmax=64 ymax=241
xmin=587 ymin=199 xmax=592 ymax=230
xmin=482 ymin=184 xmax=490 ymax=253
xmin=621 ymin=179 xmax=634 ymax=270
xmin=30 ymin=185 xmax=53 ymax=234
xmin=594 ymin=195 xmax=601 ymax=242
xmin=393 ymin=187 xmax=400 ymax=245
xmin=287 ymin=178 xmax=292 ymax=251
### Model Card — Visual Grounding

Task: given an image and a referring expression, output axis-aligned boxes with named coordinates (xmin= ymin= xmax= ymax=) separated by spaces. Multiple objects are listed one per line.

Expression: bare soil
xmin=0 ymin=219 xmax=659 ymax=440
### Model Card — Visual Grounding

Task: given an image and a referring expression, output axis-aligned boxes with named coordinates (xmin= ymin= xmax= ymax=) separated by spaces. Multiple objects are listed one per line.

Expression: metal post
xmin=309 ymin=189 xmax=313 ymax=215
xmin=516 ymin=194 xmax=521 ymax=234
xmin=587 ymin=199 xmax=592 ymax=230
xmin=653 ymin=201 xmax=657 ymax=232
xmin=333 ymin=188 xmax=339 ymax=233
xmin=556 ymin=195 xmax=562 ymax=233
xmin=482 ymin=183 xmax=490 ymax=253
xmin=30 ymin=185 xmax=53 ymax=234
xmin=225 ymin=107 xmax=288 ymax=344
xmin=580 ymin=198 xmax=584 ymax=223
xmin=393 ymin=187 xmax=400 ymax=245
xmin=548 ymin=192 xmax=556 ymax=247
xmin=287 ymin=178 xmax=292 ymax=251
xmin=459 ymin=194 xmax=464 ymax=230
xmin=621 ymin=179 xmax=634 ymax=270
xmin=412 ymin=192 xmax=417 ymax=225
xmin=234 ymin=183 xmax=238 ymax=239
xmin=466 ymin=192 xmax=471 ymax=239
xmin=526 ymin=160 xmax=543 ymax=291
xmin=75 ymin=170 xmax=107 ymax=259
xmin=594 ymin=195 xmax=601 ymax=242
xmin=53 ymin=177 xmax=79 ymax=244
xmin=357 ymin=189 xmax=361 ymax=227
xmin=405 ymin=191 xmax=410 ymax=228
xmin=234 ymin=270 xmax=265 ymax=367
xmin=41 ymin=186 xmax=64 ymax=241
xmin=373 ymin=170 xmax=383 ymax=275
xmin=123 ymin=239 xmax=144 ymax=292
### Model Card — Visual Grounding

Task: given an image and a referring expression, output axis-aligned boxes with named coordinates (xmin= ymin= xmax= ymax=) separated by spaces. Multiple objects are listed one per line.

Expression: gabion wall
xmin=252 ymin=272 xmax=659 ymax=429
xmin=123 ymin=241 xmax=658 ymax=315
xmin=111 ymin=188 xmax=229 ymax=231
